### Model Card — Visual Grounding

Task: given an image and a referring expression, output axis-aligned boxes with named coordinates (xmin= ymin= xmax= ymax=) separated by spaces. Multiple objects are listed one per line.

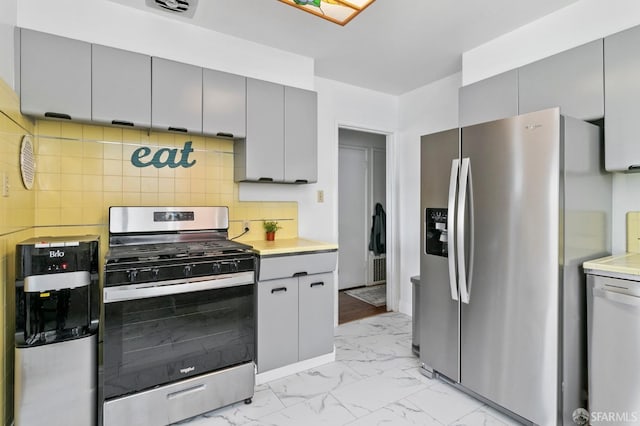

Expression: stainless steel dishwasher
xmin=585 ymin=272 xmax=640 ymax=425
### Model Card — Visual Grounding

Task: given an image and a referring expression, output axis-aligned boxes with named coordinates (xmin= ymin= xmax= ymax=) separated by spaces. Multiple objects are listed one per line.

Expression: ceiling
xmin=108 ymin=0 xmax=582 ymax=95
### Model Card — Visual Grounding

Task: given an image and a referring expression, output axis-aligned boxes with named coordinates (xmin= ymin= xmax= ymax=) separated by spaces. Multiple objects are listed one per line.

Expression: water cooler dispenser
xmin=14 ymin=236 xmax=99 ymax=426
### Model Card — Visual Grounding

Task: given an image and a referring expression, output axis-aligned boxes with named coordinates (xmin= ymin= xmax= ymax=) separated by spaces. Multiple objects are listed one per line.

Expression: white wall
xmin=463 ymin=0 xmax=640 ymax=85
xmin=16 ymin=0 xmax=313 ymax=89
xmin=462 ymin=0 xmax=640 ymax=255
xmin=395 ymin=72 xmax=461 ymax=315
xmin=0 ymin=0 xmax=17 ymax=87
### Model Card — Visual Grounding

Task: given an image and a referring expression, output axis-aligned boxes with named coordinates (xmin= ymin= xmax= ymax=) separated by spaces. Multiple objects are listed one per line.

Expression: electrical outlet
xmin=317 ymin=190 xmax=324 ymax=203
xmin=243 ymin=221 xmax=250 ymax=232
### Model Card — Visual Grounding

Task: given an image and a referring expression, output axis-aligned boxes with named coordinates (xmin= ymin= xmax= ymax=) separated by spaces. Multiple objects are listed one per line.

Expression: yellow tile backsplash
xmin=0 ymin=74 xmax=297 ymax=424
xmin=627 ymin=212 xmax=640 ymax=253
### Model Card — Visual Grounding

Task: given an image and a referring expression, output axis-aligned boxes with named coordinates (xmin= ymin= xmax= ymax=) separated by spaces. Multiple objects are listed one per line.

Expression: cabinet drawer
xmin=258 ymin=251 xmax=337 ymax=281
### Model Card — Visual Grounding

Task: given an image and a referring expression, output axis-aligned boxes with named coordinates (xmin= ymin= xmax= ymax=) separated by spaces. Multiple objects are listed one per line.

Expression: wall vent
xmin=146 ymin=0 xmax=198 ymax=18
xmin=369 ymin=254 xmax=386 ymax=284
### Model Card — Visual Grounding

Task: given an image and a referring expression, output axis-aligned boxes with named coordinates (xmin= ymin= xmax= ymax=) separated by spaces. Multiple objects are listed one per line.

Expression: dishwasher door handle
xmin=594 ymin=288 xmax=640 ymax=307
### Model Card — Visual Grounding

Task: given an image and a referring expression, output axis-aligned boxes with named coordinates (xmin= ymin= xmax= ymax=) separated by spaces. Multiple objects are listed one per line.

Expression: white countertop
xmin=583 ymin=253 xmax=640 ymax=276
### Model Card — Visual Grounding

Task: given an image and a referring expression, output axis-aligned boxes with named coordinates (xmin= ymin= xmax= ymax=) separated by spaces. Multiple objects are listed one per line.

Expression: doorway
xmin=338 ymin=128 xmax=387 ymax=323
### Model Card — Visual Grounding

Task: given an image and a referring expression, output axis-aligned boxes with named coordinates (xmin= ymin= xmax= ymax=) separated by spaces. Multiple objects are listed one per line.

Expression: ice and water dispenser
xmin=425 ymin=208 xmax=448 ymax=257
xmin=14 ymin=235 xmax=99 ymax=426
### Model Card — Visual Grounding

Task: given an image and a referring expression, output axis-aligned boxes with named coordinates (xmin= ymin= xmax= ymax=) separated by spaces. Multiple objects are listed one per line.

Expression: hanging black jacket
xmin=369 ymin=203 xmax=386 ymax=255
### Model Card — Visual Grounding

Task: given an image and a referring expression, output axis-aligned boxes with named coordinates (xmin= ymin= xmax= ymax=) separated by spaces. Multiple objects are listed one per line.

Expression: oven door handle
xmin=103 ymin=271 xmax=255 ymax=303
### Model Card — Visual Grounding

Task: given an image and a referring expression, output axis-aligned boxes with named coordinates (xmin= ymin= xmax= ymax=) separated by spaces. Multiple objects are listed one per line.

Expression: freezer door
xmin=419 ymin=128 xmax=460 ymax=382
xmin=460 ymin=108 xmax=561 ymax=425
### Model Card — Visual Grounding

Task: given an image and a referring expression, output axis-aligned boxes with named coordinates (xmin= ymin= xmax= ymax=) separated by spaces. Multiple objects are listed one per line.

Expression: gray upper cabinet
xmin=20 ymin=28 xmax=91 ymax=121
xmin=152 ymin=57 xmax=202 ymax=134
xmin=605 ymin=25 xmax=640 ymax=172
xmin=236 ymin=78 xmax=285 ymax=182
xmin=203 ymin=69 xmax=246 ymax=138
xmin=459 ymin=70 xmax=518 ymax=127
xmin=284 ymin=86 xmax=318 ymax=183
xmin=92 ymin=45 xmax=151 ymax=128
xmin=519 ymin=39 xmax=604 ymax=121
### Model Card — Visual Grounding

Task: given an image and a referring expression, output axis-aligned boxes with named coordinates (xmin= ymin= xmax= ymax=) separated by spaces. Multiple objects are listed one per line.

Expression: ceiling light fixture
xmin=279 ymin=0 xmax=375 ymax=26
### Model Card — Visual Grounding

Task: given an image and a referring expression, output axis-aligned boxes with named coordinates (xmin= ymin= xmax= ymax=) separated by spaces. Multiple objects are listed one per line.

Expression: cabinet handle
xmin=310 ymin=281 xmax=324 ymax=288
xmin=112 ymin=120 xmax=134 ymax=127
xmin=271 ymin=287 xmax=287 ymax=294
xmin=44 ymin=112 xmax=71 ymax=120
xmin=294 ymin=179 xmax=309 ymax=184
xmin=258 ymin=177 xmax=274 ymax=182
xmin=168 ymin=127 xmax=188 ymax=133
xmin=293 ymin=272 xmax=308 ymax=277
xmin=216 ymin=132 xmax=234 ymax=138
xmin=629 ymin=165 xmax=640 ymax=171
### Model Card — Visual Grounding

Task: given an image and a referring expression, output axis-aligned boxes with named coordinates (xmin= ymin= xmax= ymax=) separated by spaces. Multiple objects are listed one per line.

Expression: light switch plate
xmin=317 ymin=190 xmax=324 ymax=203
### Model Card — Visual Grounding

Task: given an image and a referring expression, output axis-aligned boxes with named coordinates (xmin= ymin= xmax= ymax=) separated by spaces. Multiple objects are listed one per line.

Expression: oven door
xmin=102 ymin=272 xmax=255 ymax=400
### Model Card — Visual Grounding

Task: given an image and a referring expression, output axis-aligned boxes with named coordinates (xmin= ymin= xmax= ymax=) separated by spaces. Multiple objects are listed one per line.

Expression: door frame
xmin=336 ymin=122 xmax=397 ymax=313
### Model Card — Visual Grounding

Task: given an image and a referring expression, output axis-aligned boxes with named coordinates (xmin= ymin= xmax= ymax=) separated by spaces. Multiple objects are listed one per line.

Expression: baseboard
xmin=398 ymin=298 xmax=412 ymax=316
xmin=255 ymin=350 xmax=336 ymax=385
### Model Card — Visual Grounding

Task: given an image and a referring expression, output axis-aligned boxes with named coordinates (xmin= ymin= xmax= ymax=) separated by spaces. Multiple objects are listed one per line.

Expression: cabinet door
xmin=152 ymin=57 xmax=202 ymax=134
xmin=20 ymin=29 xmax=91 ymax=121
xmin=459 ymin=70 xmax=518 ymax=127
xmin=257 ymin=278 xmax=298 ymax=372
xmin=203 ymin=69 xmax=246 ymax=138
xmin=605 ymin=25 xmax=640 ymax=171
xmin=298 ymin=273 xmax=334 ymax=360
xmin=284 ymin=86 xmax=317 ymax=183
xmin=519 ymin=39 xmax=603 ymax=120
xmin=92 ymin=45 xmax=151 ymax=128
xmin=241 ymin=78 xmax=284 ymax=182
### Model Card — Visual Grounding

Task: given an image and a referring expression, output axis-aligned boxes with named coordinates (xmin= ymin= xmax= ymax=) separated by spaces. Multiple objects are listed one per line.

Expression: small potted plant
xmin=263 ymin=221 xmax=281 ymax=241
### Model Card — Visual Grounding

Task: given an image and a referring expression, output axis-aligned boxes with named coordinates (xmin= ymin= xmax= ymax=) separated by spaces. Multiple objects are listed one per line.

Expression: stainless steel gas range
xmin=101 ymin=206 xmax=256 ymax=426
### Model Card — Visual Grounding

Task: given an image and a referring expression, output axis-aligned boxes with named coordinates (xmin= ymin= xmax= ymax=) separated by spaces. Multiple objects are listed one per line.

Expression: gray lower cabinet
xmin=257 ymin=277 xmax=299 ymax=373
xmin=257 ymin=250 xmax=337 ymax=373
xmin=519 ymin=39 xmax=603 ymax=121
xmin=284 ymin=86 xmax=318 ymax=183
xmin=298 ymin=273 xmax=334 ymax=360
xmin=604 ymin=25 xmax=640 ymax=171
xmin=19 ymin=28 xmax=91 ymax=121
xmin=92 ymin=45 xmax=151 ymax=128
xmin=152 ymin=57 xmax=202 ymax=134
xmin=203 ymin=69 xmax=246 ymax=138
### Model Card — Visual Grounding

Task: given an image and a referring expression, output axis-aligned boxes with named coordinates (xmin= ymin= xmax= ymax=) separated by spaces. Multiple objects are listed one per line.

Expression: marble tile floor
xmin=178 ymin=312 xmax=523 ymax=426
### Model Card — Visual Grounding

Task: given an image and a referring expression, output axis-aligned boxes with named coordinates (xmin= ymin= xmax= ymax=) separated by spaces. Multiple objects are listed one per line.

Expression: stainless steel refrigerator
xmin=419 ymin=108 xmax=611 ymax=425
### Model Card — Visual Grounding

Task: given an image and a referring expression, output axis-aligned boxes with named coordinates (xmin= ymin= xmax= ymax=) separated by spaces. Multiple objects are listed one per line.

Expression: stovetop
xmin=105 ymin=239 xmax=253 ymax=264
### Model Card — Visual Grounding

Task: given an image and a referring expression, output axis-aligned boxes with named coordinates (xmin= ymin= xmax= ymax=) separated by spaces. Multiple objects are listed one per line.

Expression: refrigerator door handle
xmin=447 ymin=159 xmax=460 ymax=301
xmin=457 ymin=157 xmax=474 ymax=304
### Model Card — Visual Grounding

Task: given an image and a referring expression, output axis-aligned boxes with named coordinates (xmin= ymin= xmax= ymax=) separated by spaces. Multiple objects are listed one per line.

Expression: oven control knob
xmin=184 ymin=265 xmax=193 ymax=277
xmin=212 ymin=263 xmax=221 ymax=274
xmin=128 ymin=270 xmax=138 ymax=282
xmin=151 ymin=268 xmax=160 ymax=280
xmin=230 ymin=260 xmax=239 ymax=273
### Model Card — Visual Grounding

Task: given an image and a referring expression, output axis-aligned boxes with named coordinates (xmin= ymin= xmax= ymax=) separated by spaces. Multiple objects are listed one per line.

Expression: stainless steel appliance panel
xmin=561 ymin=116 xmax=611 ymax=424
xmin=419 ymin=128 xmax=460 ymax=381
xmin=109 ymin=206 xmax=229 ymax=234
xmin=103 ymin=362 xmax=255 ymax=426
xmin=15 ymin=335 xmax=97 ymax=426
xmin=460 ymin=109 xmax=561 ymax=425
